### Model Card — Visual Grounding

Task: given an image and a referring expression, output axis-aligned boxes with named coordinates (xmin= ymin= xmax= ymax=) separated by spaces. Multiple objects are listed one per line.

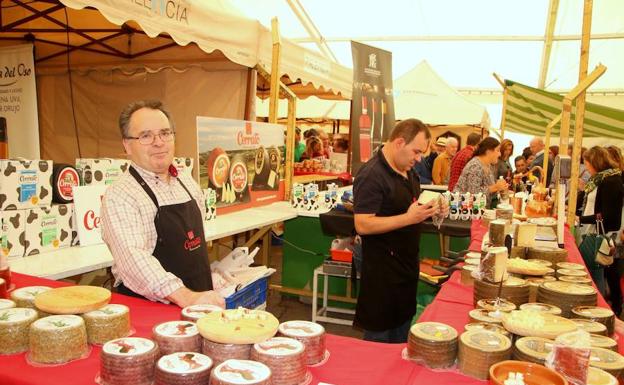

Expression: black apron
xmin=354 ymin=168 xmax=422 ymax=332
xmin=117 ymin=166 xmax=213 ymax=298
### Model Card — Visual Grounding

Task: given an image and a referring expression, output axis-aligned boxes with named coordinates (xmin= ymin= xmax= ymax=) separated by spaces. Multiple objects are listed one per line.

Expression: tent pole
xmin=567 ymin=0 xmax=594 ymax=228
xmin=285 ymin=97 xmax=297 ymax=200
xmin=538 ymin=0 xmax=560 ymax=89
xmin=268 ymin=18 xmax=281 ymax=124
xmin=543 ymin=114 xmax=562 ymax=178
xmin=493 ymin=73 xmax=507 ymax=140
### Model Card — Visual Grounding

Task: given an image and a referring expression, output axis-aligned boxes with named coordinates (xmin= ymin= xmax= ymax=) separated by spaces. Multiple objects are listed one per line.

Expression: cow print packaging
xmin=75 ymin=158 xmax=129 ymax=186
xmin=0 ymin=160 xmax=52 ymax=210
xmin=0 ymin=209 xmax=27 ymax=257
xmin=23 ymin=204 xmax=74 ymax=256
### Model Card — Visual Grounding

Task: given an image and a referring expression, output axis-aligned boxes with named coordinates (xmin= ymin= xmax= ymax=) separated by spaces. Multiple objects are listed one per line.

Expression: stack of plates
xmin=559 ymin=276 xmax=593 ymax=285
xmin=464 ymin=322 xmax=510 ymax=338
xmin=477 ymin=299 xmax=517 ymax=312
xmin=407 ymin=322 xmax=458 ymax=369
xmin=537 ymin=281 xmax=597 ymax=317
xmin=572 ymin=306 xmax=615 ymax=336
xmin=474 ymin=277 xmax=530 ymax=307
xmin=512 ymin=336 xmax=553 ymax=365
xmin=590 ymin=348 xmax=624 ymax=380
xmin=590 ymin=335 xmax=619 ymax=352
xmin=519 ymin=303 xmax=562 ymax=315
xmin=277 ymin=320 xmax=326 ymax=366
xmin=571 ymin=319 xmax=608 ymax=336
xmin=458 ymin=330 xmax=512 ymax=380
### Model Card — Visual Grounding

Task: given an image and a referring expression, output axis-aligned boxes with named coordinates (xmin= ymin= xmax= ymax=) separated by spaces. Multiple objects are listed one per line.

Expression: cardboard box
xmin=76 ymin=158 xmax=129 ymax=186
xmin=203 ymin=188 xmax=217 ymax=221
xmin=173 ymin=157 xmax=194 ymax=177
xmin=0 ymin=159 xmax=53 ymax=210
xmin=23 ymin=204 xmax=74 ymax=256
xmin=0 ymin=209 xmax=27 ymax=257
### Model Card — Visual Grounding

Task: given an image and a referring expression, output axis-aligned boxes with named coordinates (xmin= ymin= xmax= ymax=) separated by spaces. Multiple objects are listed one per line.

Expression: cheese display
xmin=181 ymin=304 xmax=224 ymax=322
xmin=407 ymin=322 xmax=458 ymax=369
xmin=524 ymin=276 xmax=557 ymax=302
xmin=458 ymin=330 xmax=512 ymax=380
xmin=278 ymin=320 xmax=326 ymax=365
xmin=547 ymin=330 xmax=592 ymax=385
xmin=473 ymin=276 xmax=529 ymax=307
xmin=518 ymin=303 xmax=562 ymax=315
xmin=537 ymin=281 xmax=598 ymax=318
xmin=100 ymin=337 xmax=159 ymax=385
xmin=509 ymin=246 xmax=528 ymax=259
xmin=526 ymin=247 xmax=567 ymax=265
xmin=0 ymin=298 xmax=15 ymax=310
xmin=0 ymin=307 xmax=37 ymax=354
xmin=82 ymin=304 xmax=131 ymax=344
xmin=211 ymin=359 xmax=272 ymax=385
xmin=153 ymin=321 xmax=202 ymax=356
xmin=155 ymin=352 xmax=213 ymax=385
xmin=477 ymin=299 xmax=516 ymax=313
xmin=559 ymin=276 xmax=593 ymax=285
xmin=571 ymin=319 xmax=607 ymax=336
xmin=29 ymin=315 xmax=88 ymax=364
xmin=587 ymin=367 xmax=618 ymax=385
xmin=506 ymin=258 xmax=551 ymax=276
xmin=196 ymin=308 xmax=279 ymax=344
xmin=0 ymin=159 xmax=53 ymax=210
xmin=589 ymin=347 xmax=624 ymax=380
xmin=11 ymin=286 xmax=51 ymax=314
xmin=34 ymin=285 xmax=111 ymax=315
xmin=572 ymin=306 xmax=616 ymax=336
xmin=514 ymin=223 xmax=537 ymax=248
xmin=202 ymin=339 xmax=252 ymax=367
xmin=589 ymin=334 xmax=618 ymax=352
xmin=489 ymin=220 xmax=507 ymax=247
xmin=479 ymin=246 xmax=509 ymax=283
xmin=556 ymin=262 xmax=585 ymax=271
xmin=502 ymin=310 xmax=577 ymax=339
xmin=251 ymin=337 xmax=307 ymax=385
xmin=464 ymin=322 xmax=510 ymax=337
xmin=513 ymin=336 xmax=553 ymax=365
xmin=469 ymin=309 xmax=504 ymax=324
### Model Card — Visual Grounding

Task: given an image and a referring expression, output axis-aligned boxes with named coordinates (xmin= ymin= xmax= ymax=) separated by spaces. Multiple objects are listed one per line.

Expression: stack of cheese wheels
xmin=29 ymin=315 xmax=88 ymax=364
xmin=571 ymin=319 xmax=608 ymax=336
xmin=527 ymin=247 xmax=567 ymax=265
xmin=458 ymin=330 xmax=512 ymax=380
xmin=82 ymin=304 xmax=131 ymax=344
xmin=251 ymin=337 xmax=307 ymax=385
xmin=590 ymin=348 xmax=624 ymax=380
xmin=537 ymin=281 xmax=598 ymax=317
xmin=202 ymin=339 xmax=252 ymax=367
xmin=590 ymin=335 xmax=619 ymax=352
xmin=512 ymin=336 xmax=553 ymax=365
xmin=588 ymin=367 xmax=618 ymax=385
xmin=474 ymin=276 xmax=529 ymax=307
xmin=559 ymin=276 xmax=593 ymax=285
xmin=468 ymin=309 xmax=504 ymax=324
xmin=557 ymin=269 xmax=588 ymax=279
xmin=407 ymin=322 xmax=458 ymax=369
xmin=519 ymin=302 xmax=562 ymax=315
xmin=572 ymin=306 xmax=616 ymax=336
xmin=527 ymin=259 xmax=553 ymax=268
xmin=556 ymin=262 xmax=585 ymax=271
xmin=476 ymin=299 xmax=516 ymax=312
xmin=181 ymin=304 xmax=223 ymax=322
xmin=464 ymin=322 xmax=510 ymax=338
xmin=11 ymin=286 xmax=51 ymax=315
xmin=0 ymin=307 xmax=37 ymax=354
xmin=461 ymin=265 xmax=477 ymax=286
xmin=277 ymin=320 xmax=326 ymax=365
xmin=153 ymin=321 xmax=202 ymax=356
xmin=0 ymin=298 xmax=16 ymax=310
xmin=155 ymin=352 xmax=213 ymax=385
xmin=211 ymin=359 xmax=272 ymax=385
xmin=100 ymin=337 xmax=159 ymax=385
xmin=524 ymin=276 xmax=557 ymax=302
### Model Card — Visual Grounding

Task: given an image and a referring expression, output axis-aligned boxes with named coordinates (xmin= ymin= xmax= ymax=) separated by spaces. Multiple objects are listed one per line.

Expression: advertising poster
xmin=73 ymin=185 xmax=108 ymax=246
xmin=349 ymin=41 xmax=395 ymax=175
xmin=0 ymin=44 xmax=40 ymax=158
xmin=197 ymin=117 xmax=285 ymax=215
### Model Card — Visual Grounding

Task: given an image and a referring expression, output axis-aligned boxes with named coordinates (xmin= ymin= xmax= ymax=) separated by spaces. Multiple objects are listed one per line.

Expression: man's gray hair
xmin=118 ymin=100 xmax=174 ymax=138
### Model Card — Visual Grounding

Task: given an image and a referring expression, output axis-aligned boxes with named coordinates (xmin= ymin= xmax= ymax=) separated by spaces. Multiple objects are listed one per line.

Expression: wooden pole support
xmin=268 ymin=17 xmax=282 ymax=124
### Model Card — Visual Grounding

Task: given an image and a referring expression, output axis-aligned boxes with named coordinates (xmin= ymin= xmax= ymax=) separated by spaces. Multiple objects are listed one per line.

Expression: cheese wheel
xmin=181 ymin=304 xmax=223 ymax=322
xmin=458 ymin=330 xmax=512 ymax=380
xmin=206 ymin=148 xmax=231 ymax=189
xmin=0 ymin=307 xmax=37 ymax=354
xmin=82 ymin=304 xmax=130 ymax=344
xmin=155 ymin=352 xmax=213 ymax=385
xmin=590 ymin=335 xmax=619 ymax=352
xmin=557 ymin=269 xmax=588 ymax=278
xmin=468 ymin=309 xmax=504 ymax=324
xmin=34 ymin=285 xmax=111 ymax=315
xmin=251 ymin=337 xmax=307 ymax=385
xmin=589 ymin=347 xmax=624 ymax=379
xmin=519 ymin=302 xmax=562 ymax=315
xmin=202 ymin=339 xmax=251 ymax=367
xmin=197 ymin=308 xmax=278 ymax=344
xmin=277 ymin=320 xmax=326 ymax=366
xmin=211 ymin=359 xmax=272 ymax=385
xmin=408 ymin=322 xmax=458 ymax=369
xmin=513 ymin=336 xmax=553 ymax=365
xmin=572 ymin=319 xmax=608 ymax=336
xmin=153 ymin=321 xmax=201 ymax=356
xmin=229 ymin=154 xmax=249 ymax=195
xmin=557 ymin=262 xmax=585 ymax=271
xmin=588 ymin=367 xmax=618 ymax=385
xmin=100 ymin=337 xmax=159 ymax=385
xmin=11 ymin=286 xmax=51 ymax=309
xmin=527 ymin=247 xmax=567 ymax=265
xmin=464 ymin=322 xmax=510 ymax=338
xmin=29 ymin=315 xmax=88 ymax=364
xmin=0 ymin=298 xmax=16 ymax=310
xmin=476 ymin=299 xmax=516 ymax=312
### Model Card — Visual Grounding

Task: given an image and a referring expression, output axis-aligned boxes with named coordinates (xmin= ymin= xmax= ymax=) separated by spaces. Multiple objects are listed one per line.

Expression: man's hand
xmin=193 ymin=290 xmax=225 ymax=308
xmin=406 ymin=201 xmax=438 ymax=225
xmin=168 ymin=287 xmax=225 ymax=308
xmin=495 ymin=178 xmax=508 ymax=191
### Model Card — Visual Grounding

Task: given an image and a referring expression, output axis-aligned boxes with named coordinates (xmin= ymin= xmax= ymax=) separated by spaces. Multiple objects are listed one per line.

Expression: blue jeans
xmin=363 ymin=318 xmax=411 ymax=344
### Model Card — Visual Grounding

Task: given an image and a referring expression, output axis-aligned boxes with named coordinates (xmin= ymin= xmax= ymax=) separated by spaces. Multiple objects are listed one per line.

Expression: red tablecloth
xmin=1 ymin=273 xmax=417 ymax=385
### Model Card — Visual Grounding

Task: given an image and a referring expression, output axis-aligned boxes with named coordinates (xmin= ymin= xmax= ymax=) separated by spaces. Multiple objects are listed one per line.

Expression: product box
xmin=291 ymin=183 xmax=304 ymax=209
xmin=23 ymin=204 xmax=74 ymax=256
xmin=173 ymin=157 xmax=194 ymax=177
xmin=0 ymin=209 xmax=27 ymax=258
xmin=0 ymin=159 xmax=53 ymax=210
xmin=203 ymin=188 xmax=217 ymax=221
xmin=75 ymin=158 xmax=129 ymax=186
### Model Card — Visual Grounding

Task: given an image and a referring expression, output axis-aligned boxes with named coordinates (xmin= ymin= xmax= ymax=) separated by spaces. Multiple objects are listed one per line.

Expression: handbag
xmin=579 ymin=214 xmax=615 ymax=268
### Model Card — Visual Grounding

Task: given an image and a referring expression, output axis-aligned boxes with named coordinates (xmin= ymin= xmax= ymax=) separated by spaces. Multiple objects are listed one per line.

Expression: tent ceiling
xmin=231 ymin=0 xmax=624 ymax=95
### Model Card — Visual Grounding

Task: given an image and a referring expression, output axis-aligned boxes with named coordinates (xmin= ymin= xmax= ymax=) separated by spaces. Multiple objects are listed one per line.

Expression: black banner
xmin=349 ymin=41 xmax=395 ymax=175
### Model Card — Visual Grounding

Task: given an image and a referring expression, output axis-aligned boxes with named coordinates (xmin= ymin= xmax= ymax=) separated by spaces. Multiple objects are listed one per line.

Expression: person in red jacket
xmin=447 ymin=133 xmax=481 ymax=191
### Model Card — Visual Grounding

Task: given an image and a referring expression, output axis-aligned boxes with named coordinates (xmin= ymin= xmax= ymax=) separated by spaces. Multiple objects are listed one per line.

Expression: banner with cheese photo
xmin=196 ymin=117 xmax=285 ymax=214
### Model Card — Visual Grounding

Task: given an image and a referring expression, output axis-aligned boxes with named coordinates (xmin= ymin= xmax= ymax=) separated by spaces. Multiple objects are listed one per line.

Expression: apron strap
xmin=129 ymin=165 xmax=195 ymax=208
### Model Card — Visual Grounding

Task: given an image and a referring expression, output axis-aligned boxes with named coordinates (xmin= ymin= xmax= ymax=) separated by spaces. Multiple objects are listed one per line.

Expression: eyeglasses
xmin=125 ymin=129 xmax=175 ymax=145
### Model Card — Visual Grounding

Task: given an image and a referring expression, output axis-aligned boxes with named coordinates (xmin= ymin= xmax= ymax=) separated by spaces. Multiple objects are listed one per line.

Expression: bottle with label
xmin=378 ymin=99 xmax=386 ymax=146
xmin=359 ymin=96 xmax=372 ymax=162
xmin=0 ymin=117 xmax=7 ymax=159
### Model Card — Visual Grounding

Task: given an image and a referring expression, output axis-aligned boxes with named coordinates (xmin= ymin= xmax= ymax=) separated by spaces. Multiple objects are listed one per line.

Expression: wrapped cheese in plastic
xmin=546 ymin=330 xmax=592 ymax=385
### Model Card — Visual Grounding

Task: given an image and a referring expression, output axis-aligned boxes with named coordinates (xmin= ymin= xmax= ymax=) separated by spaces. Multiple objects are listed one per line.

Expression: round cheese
xmin=29 ymin=315 xmax=88 ymax=364
xmin=153 ymin=321 xmax=201 ymax=356
xmin=212 ymin=359 xmax=272 ymax=385
xmin=278 ymin=320 xmax=326 ymax=365
xmin=0 ymin=298 xmax=16 ymax=310
xmin=34 ymin=285 xmax=111 ymax=315
xmin=0 ymin=307 xmax=38 ymax=354
xmin=197 ymin=308 xmax=279 ymax=344
xmin=155 ymin=352 xmax=213 ymax=385
xmin=588 ymin=367 xmax=618 ymax=385
xmin=100 ymin=337 xmax=159 ymax=385
xmin=11 ymin=286 xmax=51 ymax=308
xmin=251 ymin=337 xmax=306 ymax=385
xmin=181 ymin=304 xmax=223 ymax=322
xmin=82 ymin=304 xmax=130 ymax=344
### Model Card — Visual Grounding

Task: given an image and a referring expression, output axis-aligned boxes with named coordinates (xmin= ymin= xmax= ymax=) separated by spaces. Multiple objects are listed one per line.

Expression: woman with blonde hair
xmin=300 ymin=136 xmax=324 ymax=161
xmin=496 ymin=138 xmax=514 ymax=180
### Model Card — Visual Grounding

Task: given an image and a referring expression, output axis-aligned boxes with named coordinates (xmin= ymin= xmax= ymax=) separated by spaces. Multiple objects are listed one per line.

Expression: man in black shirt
xmin=353 ymin=119 xmax=448 ymax=343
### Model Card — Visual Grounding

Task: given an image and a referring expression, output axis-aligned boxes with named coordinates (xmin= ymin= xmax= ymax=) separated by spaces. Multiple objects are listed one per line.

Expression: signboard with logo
xmin=349 ymin=41 xmax=396 ymax=175
xmin=0 ymin=44 xmax=40 ymax=158
xmin=73 ymin=185 xmax=108 ymax=246
xmin=197 ymin=117 xmax=285 ymax=215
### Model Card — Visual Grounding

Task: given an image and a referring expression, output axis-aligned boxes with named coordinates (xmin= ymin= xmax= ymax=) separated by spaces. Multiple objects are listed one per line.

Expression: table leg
xmin=312 ymin=268 xmax=319 ymax=322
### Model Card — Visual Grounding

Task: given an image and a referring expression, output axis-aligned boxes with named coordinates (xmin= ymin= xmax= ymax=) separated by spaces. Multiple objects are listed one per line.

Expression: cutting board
xmin=34 ymin=286 xmax=111 ymax=314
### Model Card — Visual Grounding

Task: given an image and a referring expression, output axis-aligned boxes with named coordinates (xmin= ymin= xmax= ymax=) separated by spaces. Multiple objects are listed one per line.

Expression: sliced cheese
xmin=515 ymin=223 xmax=537 ymax=248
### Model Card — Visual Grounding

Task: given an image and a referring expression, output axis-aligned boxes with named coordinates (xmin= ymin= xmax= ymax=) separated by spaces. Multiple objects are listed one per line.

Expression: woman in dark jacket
xmin=604 ymin=146 xmax=624 ymax=316
xmin=579 ymin=146 xmax=624 ymax=313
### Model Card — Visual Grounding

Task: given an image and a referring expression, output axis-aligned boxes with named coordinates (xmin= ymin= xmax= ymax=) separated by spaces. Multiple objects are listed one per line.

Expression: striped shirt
xmin=101 ymin=162 xmax=206 ymax=303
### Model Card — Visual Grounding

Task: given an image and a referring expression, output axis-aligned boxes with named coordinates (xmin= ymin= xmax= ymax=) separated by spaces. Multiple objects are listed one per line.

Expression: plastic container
xmin=225 ymin=277 xmax=268 ymax=310
xmin=330 ymin=249 xmax=353 ymax=262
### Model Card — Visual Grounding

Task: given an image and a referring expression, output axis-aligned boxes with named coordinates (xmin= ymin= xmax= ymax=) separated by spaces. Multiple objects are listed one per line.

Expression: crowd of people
xmin=294 ymin=127 xmax=349 ymax=162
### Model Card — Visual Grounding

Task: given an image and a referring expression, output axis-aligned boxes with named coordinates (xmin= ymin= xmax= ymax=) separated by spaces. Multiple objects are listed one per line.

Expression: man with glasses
xmin=101 ymin=100 xmax=224 ymax=308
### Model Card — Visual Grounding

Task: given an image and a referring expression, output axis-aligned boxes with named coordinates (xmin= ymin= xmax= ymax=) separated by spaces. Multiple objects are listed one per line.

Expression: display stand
xmin=312 ymin=266 xmax=357 ymax=326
